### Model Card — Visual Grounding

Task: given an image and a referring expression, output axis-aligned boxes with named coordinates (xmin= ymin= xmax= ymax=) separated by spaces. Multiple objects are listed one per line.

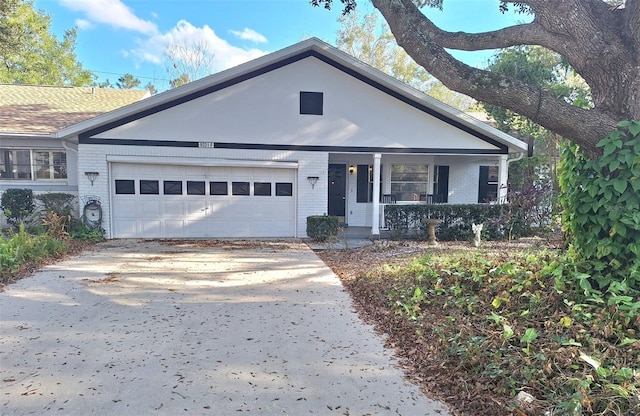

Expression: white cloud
xmin=128 ymin=20 xmax=268 ymax=74
xmin=59 ymin=0 xmax=157 ymax=35
xmin=230 ymin=28 xmax=267 ymax=44
xmin=75 ymin=19 xmax=93 ymax=30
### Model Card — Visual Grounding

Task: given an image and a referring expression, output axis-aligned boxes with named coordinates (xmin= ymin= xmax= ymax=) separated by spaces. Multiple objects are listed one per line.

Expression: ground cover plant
xmin=0 ymin=214 xmax=102 ymax=287
xmin=317 ymin=241 xmax=640 ymax=415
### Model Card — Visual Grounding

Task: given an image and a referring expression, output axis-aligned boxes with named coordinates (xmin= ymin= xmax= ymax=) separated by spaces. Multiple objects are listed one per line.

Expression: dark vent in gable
xmin=300 ymin=91 xmax=323 ymax=115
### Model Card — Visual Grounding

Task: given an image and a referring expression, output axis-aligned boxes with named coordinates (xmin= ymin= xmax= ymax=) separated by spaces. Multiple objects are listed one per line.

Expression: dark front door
xmin=328 ymin=164 xmax=346 ymax=218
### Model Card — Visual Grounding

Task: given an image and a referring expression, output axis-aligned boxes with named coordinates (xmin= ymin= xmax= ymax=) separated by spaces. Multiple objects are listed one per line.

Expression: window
xmin=187 ymin=181 xmax=205 ymax=195
xmin=115 ymin=180 xmax=135 ymax=194
xmin=391 ymin=165 xmax=429 ymax=202
xmin=34 ymin=151 xmax=66 ymax=180
xmin=1 ymin=149 xmax=67 ymax=181
xmin=163 ymin=180 xmax=182 ymax=195
xmin=478 ymin=166 xmax=499 ymax=203
xmin=232 ymin=182 xmax=250 ymax=196
xmin=254 ymin=182 xmax=271 ymax=196
xmin=210 ymin=181 xmax=228 ymax=195
xmin=275 ymin=182 xmax=293 ymax=196
xmin=300 ymin=91 xmax=323 ymax=115
xmin=140 ymin=180 xmax=159 ymax=195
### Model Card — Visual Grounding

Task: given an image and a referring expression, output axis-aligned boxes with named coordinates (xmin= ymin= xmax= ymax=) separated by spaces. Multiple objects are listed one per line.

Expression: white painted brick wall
xmin=448 ymin=161 xmax=480 ymax=204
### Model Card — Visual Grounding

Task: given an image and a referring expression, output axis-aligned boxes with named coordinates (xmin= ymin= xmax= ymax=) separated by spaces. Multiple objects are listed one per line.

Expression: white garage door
xmin=111 ymin=163 xmax=296 ymax=238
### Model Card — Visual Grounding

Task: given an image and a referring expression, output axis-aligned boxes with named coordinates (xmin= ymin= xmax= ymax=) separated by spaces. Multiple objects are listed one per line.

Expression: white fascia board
xmin=106 ymin=155 xmax=298 ymax=169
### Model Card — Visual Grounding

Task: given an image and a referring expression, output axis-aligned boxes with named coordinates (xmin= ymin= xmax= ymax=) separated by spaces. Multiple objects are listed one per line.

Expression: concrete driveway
xmin=0 ymin=239 xmax=450 ymax=415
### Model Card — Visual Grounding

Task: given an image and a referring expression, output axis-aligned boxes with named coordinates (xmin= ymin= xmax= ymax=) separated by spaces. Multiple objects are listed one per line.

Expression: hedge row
xmin=384 ymin=203 xmax=528 ymax=241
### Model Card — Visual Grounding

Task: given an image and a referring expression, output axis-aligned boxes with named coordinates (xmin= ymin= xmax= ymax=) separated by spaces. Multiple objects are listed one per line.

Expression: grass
xmin=325 ymin=244 xmax=640 ymax=415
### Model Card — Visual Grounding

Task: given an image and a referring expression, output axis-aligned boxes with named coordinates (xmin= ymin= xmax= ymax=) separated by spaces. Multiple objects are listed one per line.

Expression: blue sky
xmin=35 ymin=0 xmax=530 ymax=91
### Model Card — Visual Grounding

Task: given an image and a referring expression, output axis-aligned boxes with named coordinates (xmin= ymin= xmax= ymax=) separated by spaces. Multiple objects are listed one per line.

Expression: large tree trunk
xmin=367 ymin=0 xmax=640 ymax=157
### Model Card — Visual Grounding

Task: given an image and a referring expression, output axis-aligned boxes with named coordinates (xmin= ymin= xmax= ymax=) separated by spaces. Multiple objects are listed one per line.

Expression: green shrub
xmin=35 ymin=193 xmax=75 ymax=217
xmin=68 ymin=219 xmax=104 ymax=242
xmin=306 ymin=215 xmax=340 ymax=241
xmin=1 ymin=189 xmax=35 ymax=225
xmin=384 ymin=203 xmax=527 ymax=241
xmin=559 ymin=120 xmax=640 ymax=291
xmin=0 ymin=224 xmax=66 ymax=279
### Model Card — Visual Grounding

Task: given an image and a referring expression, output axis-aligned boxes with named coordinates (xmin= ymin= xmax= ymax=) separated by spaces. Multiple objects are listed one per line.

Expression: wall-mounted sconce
xmin=307 ymin=176 xmax=319 ymax=189
xmin=348 ymin=165 xmax=355 ymax=175
xmin=85 ymin=171 xmax=99 ymax=186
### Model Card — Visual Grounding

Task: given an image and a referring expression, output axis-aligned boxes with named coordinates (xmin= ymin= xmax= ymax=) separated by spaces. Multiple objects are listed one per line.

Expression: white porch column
xmin=371 ymin=153 xmax=382 ymax=236
xmin=498 ymin=155 xmax=509 ymax=203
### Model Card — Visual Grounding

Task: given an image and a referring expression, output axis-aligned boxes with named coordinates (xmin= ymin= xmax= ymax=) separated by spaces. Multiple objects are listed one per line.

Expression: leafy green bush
xmin=559 ymin=120 xmax=640 ymax=291
xmin=68 ymin=219 xmax=104 ymax=242
xmin=35 ymin=193 xmax=75 ymax=217
xmin=384 ymin=203 xmax=527 ymax=241
xmin=306 ymin=215 xmax=339 ymax=241
xmin=0 ymin=224 xmax=67 ymax=279
xmin=340 ymin=247 xmax=639 ymax=415
xmin=1 ymin=189 xmax=35 ymax=225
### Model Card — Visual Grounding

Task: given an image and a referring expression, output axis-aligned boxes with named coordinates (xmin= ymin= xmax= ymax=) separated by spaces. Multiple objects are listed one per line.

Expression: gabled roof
xmin=56 ymin=38 xmax=527 ymax=153
xmin=0 ymin=84 xmax=149 ymax=135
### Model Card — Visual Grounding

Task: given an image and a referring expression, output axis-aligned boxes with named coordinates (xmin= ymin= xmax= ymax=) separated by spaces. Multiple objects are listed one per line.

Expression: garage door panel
xmin=163 ymin=200 xmax=185 ymax=218
xmin=135 ymin=200 xmax=161 ymax=217
xmin=164 ymin=220 xmax=186 ymax=237
xmin=252 ymin=220 xmax=290 ymax=237
xmin=113 ymin=220 xmax=138 ymax=238
xmin=140 ymin=221 xmax=162 ymax=236
xmin=111 ymin=163 xmax=296 ymax=238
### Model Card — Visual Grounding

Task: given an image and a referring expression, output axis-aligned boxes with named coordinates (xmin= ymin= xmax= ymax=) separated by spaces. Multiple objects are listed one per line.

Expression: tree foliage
xmin=145 ymin=82 xmax=158 ymax=95
xmin=164 ymin=38 xmax=215 ymax=86
xmin=312 ymin=0 xmax=640 ymax=158
xmin=0 ymin=0 xmax=93 ymax=86
xmin=336 ymin=11 xmax=473 ymax=110
xmin=169 ymin=73 xmax=191 ymax=89
xmin=116 ymin=73 xmax=141 ymax=90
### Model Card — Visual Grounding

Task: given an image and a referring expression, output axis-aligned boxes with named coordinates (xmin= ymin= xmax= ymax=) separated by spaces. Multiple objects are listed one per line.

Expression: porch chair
xmin=381 ymin=194 xmax=396 ymax=204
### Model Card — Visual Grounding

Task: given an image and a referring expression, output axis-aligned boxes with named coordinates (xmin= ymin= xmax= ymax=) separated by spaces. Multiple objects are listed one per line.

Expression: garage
xmin=110 ymin=162 xmax=296 ymax=238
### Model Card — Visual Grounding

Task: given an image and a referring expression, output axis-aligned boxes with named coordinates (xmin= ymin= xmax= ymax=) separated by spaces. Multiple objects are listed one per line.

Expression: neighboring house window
xmin=478 ymin=166 xmax=499 ymax=203
xmin=1 ymin=149 xmax=66 ymax=181
xmin=34 ymin=151 xmax=66 ymax=180
xmin=391 ymin=164 xmax=429 ymax=202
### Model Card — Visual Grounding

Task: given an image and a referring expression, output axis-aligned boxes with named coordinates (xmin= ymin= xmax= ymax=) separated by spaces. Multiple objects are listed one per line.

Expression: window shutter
xmin=478 ymin=166 xmax=489 ymax=203
xmin=356 ymin=164 xmax=369 ymax=203
xmin=435 ymin=165 xmax=449 ymax=203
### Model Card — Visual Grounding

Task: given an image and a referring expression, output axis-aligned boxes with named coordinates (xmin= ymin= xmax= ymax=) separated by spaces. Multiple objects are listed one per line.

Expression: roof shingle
xmin=0 ymin=84 xmax=149 ymax=134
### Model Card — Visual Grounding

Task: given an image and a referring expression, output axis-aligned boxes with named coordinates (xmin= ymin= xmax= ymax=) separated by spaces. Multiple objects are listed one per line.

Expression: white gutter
xmin=62 ymin=137 xmax=78 ymax=153
xmin=508 ymin=152 xmax=525 ymax=165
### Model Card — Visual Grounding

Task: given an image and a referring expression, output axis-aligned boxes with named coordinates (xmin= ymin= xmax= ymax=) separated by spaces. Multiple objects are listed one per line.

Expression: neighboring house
xmin=0 ymin=85 xmax=149 ymax=224
xmin=4 ymin=38 xmax=527 ymax=238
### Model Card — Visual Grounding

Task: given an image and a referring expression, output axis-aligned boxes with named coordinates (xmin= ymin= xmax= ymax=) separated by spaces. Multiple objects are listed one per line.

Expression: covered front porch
xmin=327 ymin=152 xmax=513 ymax=236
